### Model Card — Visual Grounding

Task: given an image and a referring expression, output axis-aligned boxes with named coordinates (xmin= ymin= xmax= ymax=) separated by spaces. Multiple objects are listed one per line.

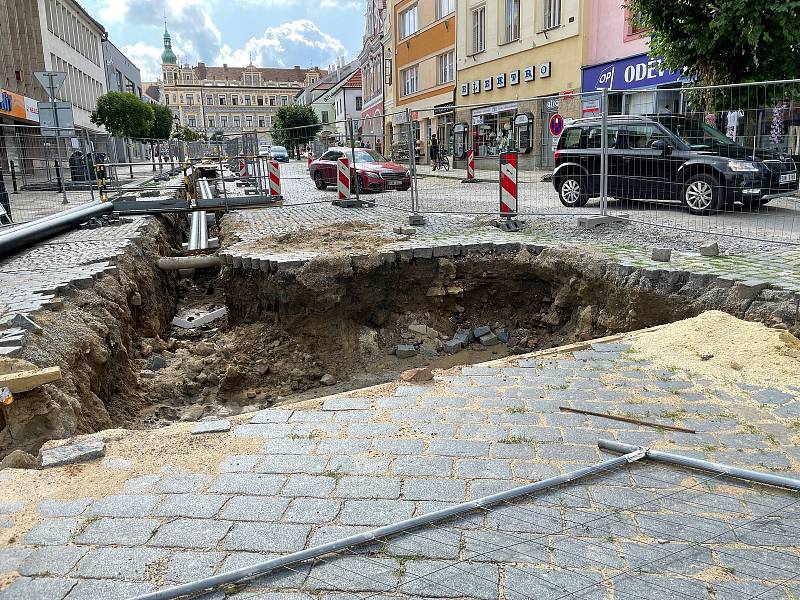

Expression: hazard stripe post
xmin=499 ymin=151 xmax=518 ymax=217
xmin=461 ymin=149 xmax=477 ymax=183
xmin=337 ymin=157 xmax=351 ymax=201
xmin=268 ymin=160 xmax=281 ymax=198
xmin=238 ymin=157 xmax=249 ymax=178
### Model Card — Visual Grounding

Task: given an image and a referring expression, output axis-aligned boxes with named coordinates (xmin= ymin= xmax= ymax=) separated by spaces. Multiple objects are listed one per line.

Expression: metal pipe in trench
xmin=156 ymin=255 xmax=221 ymax=270
xmin=130 ymin=448 xmax=647 ymax=600
xmin=599 ymin=439 xmax=800 ymax=491
xmin=1 ymin=199 xmax=105 ymax=236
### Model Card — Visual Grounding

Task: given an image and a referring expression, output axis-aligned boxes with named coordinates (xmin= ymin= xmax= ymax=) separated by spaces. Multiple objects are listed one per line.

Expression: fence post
xmin=0 ymin=168 xmax=12 ymax=224
xmin=9 ymin=160 xmax=18 ymax=193
xmin=346 ymin=117 xmax=361 ymax=204
xmin=405 ymin=109 xmax=425 ymax=226
xmin=600 ymin=87 xmax=609 ymax=217
xmin=81 ymin=129 xmax=95 ymax=202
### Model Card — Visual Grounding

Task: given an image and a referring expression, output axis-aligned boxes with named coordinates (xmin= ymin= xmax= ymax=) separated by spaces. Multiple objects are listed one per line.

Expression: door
xmin=620 ymin=124 xmax=673 ymax=200
xmin=585 ymin=125 xmax=621 ymax=198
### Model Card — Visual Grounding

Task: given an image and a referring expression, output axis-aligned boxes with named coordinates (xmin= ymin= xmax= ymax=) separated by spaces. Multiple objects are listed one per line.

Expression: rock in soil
xmin=0 ymin=450 xmax=38 ymax=470
xmin=41 ymin=440 xmax=106 ymax=468
xmin=395 ymin=344 xmax=418 ymax=359
xmin=320 ymin=374 xmax=336 ymax=386
xmin=400 ymin=367 xmax=434 ymax=383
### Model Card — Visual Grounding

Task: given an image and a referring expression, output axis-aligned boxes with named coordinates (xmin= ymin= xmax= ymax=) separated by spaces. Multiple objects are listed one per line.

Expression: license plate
xmin=780 ymin=172 xmax=797 ymax=184
xmin=386 ymin=180 xmax=401 ymax=187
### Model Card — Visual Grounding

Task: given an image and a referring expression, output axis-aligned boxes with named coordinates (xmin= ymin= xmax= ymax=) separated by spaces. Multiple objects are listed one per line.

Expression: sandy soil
xmin=629 ymin=311 xmax=800 ymax=389
xmin=238 ymin=222 xmax=394 ymax=256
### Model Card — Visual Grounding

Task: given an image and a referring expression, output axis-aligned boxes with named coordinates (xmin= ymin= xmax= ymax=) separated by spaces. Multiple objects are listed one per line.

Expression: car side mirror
xmin=651 ymin=139 xmax=671 ymax=155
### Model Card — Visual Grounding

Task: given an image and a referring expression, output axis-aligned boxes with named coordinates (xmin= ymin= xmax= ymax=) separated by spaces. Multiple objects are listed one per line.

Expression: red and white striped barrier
xmin=307 ymin=151 xmax=313 ymax=170
xmin=337 ymin=157 xmax=351 ymax=201
xmin=466 ymin=149 xmax=475 ymax=181
xmin=268 ymin=160 xmax=281 ymax=197
xmin=499 ymin=151 xmax=518 ymax=216
xmin=238 ymin=157 xmax=249 ymax=178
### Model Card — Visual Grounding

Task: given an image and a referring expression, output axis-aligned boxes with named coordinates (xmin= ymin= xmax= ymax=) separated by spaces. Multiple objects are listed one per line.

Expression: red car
xmin=310 ymin=147 xmax=411 ymax=192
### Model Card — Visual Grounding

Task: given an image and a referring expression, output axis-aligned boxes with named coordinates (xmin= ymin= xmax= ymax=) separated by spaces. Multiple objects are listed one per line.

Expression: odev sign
xmin=582 ymin=53 xmax=685 ymax=92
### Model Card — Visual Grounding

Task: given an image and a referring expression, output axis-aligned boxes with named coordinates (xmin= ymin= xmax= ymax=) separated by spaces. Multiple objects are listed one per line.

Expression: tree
xmin=148 ymin=104 xmax=174 ymax=140
xmin=91 ymin=92 xmax=154 ymax=139
xmin=627 ymin=1 xmax=800 ymax=85
xmin=209 ymin=130 xmax=224 ymax=142
xmin=271 ymin=105 xmax=322 ymax=157
xmin=174 ymin=125 xmax=202 ymax=142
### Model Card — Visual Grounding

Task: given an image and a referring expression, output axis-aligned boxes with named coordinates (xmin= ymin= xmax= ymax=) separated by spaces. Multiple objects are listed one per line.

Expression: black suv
xmin=552 ymin=115 xmax=799 ymax=214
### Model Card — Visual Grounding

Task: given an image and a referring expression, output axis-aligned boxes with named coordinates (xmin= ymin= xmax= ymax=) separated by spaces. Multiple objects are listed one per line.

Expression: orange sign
xmin=0 ymin=89 xmax=40 ymax=123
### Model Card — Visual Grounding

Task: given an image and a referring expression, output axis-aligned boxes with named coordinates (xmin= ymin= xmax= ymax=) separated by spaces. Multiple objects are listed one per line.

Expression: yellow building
xmin=455 ymin=0 xmax=588 ymax=169
xmin=389 ymin=0 xmax=456 ymax=163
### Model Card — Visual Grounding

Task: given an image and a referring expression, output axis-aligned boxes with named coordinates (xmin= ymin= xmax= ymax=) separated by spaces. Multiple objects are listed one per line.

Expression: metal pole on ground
xmin=347 ymin=117 xmax=361 ymax=205
xmin=9 ymin=160 xmax=17 ymax=193
xmin=81 ymin=129 xmax=95 ymax=202
xmin=405 ymin=109 xmax=425 ymax=225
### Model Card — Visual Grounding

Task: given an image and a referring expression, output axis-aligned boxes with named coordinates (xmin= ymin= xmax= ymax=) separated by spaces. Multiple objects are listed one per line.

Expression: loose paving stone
xmin=41 ymin=440 xmax=105 ymax=468
xmin=250 ymin=409 xmax=294 ymax=424
xmin=148 ymin=519 xmax=232 ymax=549
xmin=65 ymin=579 xmax=155 ymax=600
xmin=322 ymin=398 xmax=371 ymax=411
xmin=339 ymin=500 xmax=415 ymax=526
xmin=74 ymin=546 xmax=169 ymax=579
xmin=75 ymin=517 xmax=159 ymax=546
xmin=401 ymin=559 xmax=500 ymax=599
xmin=283 ymin=498 xmax=342 ymax=524
xmin=18 ymin=546 xmax=87 ymax=577
xmin=223 ymin=522 xmax=310 ymax=553
xmin=151 ymin=494 xmax=229 ymax=518
xmin=87 ymin=494 xmax=159 ymax=517
xmin=192 ymin=419 xmax=231 ymax=434
xmin=221 ymin=496 xmax=291 ymax=522
xmin=164 ymin=551 xmax=226 ymax=583
xmin=0 ymin=577 xmax=77 ymax=600
xmin=22 ymin=517 xmax=84 ymax=545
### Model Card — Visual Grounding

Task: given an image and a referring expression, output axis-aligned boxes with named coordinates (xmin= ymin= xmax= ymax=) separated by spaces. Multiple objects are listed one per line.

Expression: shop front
xmin=0 ymin=88 xmax=42 ymax=179
xmin=470 ymin=103 xmax=518 ymax=159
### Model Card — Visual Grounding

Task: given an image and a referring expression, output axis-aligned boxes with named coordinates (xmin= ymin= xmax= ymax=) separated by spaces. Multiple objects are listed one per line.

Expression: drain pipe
xmin=599 ymin=439 xmax=800 ymax=491
xmin=130 ymin=447 xmax=646 ymax=600
xmin=156 ymin=255 xmax=221 ymax=270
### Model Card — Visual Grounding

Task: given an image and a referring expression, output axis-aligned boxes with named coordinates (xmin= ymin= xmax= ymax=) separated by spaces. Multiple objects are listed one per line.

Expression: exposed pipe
xmin=0 ymin=201 xmax=113 ymax=257
xmin=1 ymin=200 xmax=105 ymax=236
xmin=130 ymin=448 xmax=647 ymax=600
xmin=156 ymin=255 xmax=221 ymax=270
xmin=599 ymin=439 xmax=800 ymax=491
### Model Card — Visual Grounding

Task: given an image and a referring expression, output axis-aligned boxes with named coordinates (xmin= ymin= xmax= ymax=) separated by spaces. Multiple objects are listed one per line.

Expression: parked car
xmin=309 ymin=147 xmax=411 ymax=192
xmin=258 ymin=143 xmax=271 ymax=157
xmin=552 ymin=115 xmax=799 ymax=214
xmin=269 ymin=146 xmax=289 ymax=163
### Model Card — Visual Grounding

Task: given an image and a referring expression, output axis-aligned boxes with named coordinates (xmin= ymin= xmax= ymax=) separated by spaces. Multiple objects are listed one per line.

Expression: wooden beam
xmin=0 ymin=366 xmax=62 ymax=393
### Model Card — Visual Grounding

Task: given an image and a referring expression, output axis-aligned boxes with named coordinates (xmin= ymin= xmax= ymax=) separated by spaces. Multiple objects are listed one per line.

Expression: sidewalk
xmin=415 ymin=163 xmax=552 ymax=183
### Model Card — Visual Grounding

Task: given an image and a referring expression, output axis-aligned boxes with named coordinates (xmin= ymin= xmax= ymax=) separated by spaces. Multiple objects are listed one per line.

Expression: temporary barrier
xmin=499 ymin=151 xmax=519 ymax=216
xmin=238 ymin=157 xmax=249 ymax=178
xmin=337 ymin=156 xmax=351 ymax=201
xmin=268 ymin=160 xmax=281 ymax=198
xmin=463 ymin=149 xmax=476 ymax=183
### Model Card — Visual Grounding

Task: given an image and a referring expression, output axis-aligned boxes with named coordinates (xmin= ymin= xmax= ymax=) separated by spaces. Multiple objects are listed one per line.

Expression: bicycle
xmin=432 ymin=151 xmax=450 ymax=172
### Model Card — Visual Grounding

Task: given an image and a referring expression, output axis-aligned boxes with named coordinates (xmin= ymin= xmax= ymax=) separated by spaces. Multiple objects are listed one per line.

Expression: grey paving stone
xmin=322 ymin=397 xmax=371 ymax=411
xmin=122 ymin=474 xmax=162 ymax=493
xmin=468 ymin=479 xmax=520 ymax=499
xmin=316 ymin=439 xmax=372 ymax=454
xmin=209 ymin=473 xmax=286 ymax=496
xmin=219 ymin=455 xmax=262 ymax=472
xmin=287 ymin=411 xmax=332 ymax=423
xmin=537 ymin=444 xmax=600 ymax=462
xmin=151 ymin=494 xmax=229 ymax=518
xmin=257 ymin=455 xmax=329 ymax=475
xmin=614 ymin=574 xmax=712 ymax=599
xmin=463 ymin=529 xmax=550 ymax=563
xmin=220 ymin=552 xmax=310 ymax=589
xmin=711 ymin=580 xmax=788 ymax=600
xmin=401 ymin=559 xmax=499 ymax=599
xmin=512 ymin=462 xmax=561 ymax=481
xmin=87 ymin=494 xmax=159 ymax=517
xmin=306 ymin=556 xmax=399 ymax=592
xmin=490 ymin=442 xmax=534 ymax=460
xmin=0 ymin=577 xmax=77 ymax=600
xmin=408 ymin=423 xmax=458 ymax=437
xmin=339 ymin=500 xmax=415 ymax=526
xmin=148 ymin=518 xmax=232 ymax=549
xmin=74 ymin=546 xmax=168 ymax=579
xmin=192 ymin=419 xmax=231 ymax=434
xmin=75 ymin=517 xmax=159 ymax=546
xmin=221 ymin=496 xmax=290 ymax=522
xmin=41 ymin=440 xmax=105 ymax=468
xmin=347 ymin=423 xmax=402 ymax=437
xmin=283 ymin=498 xmax=342 ymax=524
xmin=262 ymin=438 xmax=318 ymax=455
xmin=550 ymin=535 xmax=625 ymax=569
xmin=394 ymin=384 xmax=429 ymax=397
xmin=334 ymin=476 xmax=402 ymax=499
xmin=486 ymin=504 xmax=562 ymax=533
xmin=392 ymin=456 xmax=453 ymax=477
xmin=22 ymin=517 xmax=84 ymax=545
xmin=281 ymin=475 xmax=337 ymax=498
xmin=427 ymin=439 xmax=490 ymax=457
xmin=18 ymin=546 xmax=87 ymax=577
xmin=223 ymin=522 xmax=310 ymax=553
xmin=752 ymin=388 xmax=795 ymax=405
xmin=233 ymin=424 xmax=294 ymax=438
xmin=164 ymin=551 xmax=226 ymax=583
xmin=36 ymin=498 xmax=93 ymax=518
xmin=385 ymin=528 xmax=462 ymax=560
xmin=0 ymin=548 xmax=32 ymax=572
xmin=455 ymin=459 xmax=512 ymax=480
xmin=308 ymin=525 xmax=379 ymax=549
xmin=0 ymin=501 xmax=23 ymax=515
xmin=250 ymin=409 xmax=294 ymax=424
xmin=503 ymin=566 xmax=608 ymax=600
xmin=64 ymin=579 xmax=155 ymax=600
xmin=401 ymin=478 xmax=466 ymax=502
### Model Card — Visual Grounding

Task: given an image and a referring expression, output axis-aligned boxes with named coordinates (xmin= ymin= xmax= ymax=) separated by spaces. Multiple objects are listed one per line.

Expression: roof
xmin=342 ymin=69 xmax=362 ymax=89
xmin=199 ymin=65 xmax=323 ymax=83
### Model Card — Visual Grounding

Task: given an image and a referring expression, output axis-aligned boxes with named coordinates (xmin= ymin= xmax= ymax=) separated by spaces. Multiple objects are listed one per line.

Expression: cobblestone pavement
xmin=0 ymin=339 xmax=797 ymax=599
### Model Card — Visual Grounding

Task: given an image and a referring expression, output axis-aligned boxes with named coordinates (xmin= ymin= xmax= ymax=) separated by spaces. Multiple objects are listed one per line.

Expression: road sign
xmin=549 ymin=113 xmax=565 ymax=137
xmin=34 ymin=71 xmax=67 ymax=99
xmin=38 ymin=102 xmax=74 ymax=137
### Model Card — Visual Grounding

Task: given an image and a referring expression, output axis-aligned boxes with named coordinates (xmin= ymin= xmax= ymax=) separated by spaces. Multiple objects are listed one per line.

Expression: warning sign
xmin=549 ymin=113 xmax=565 ymax=137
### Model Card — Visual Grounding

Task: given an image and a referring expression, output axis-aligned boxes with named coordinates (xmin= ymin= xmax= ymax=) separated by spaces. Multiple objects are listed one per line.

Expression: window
xmin=233 ymin=116 xmax=240 ymax=127
xmin=208 ymin=117 xmax=215 ymax=127
xmin=586 ymin=126 xmax=619 ymax=149
xmin=188 ymin=116 xmax=196 ymax=127
xmin=187 ymin=96 xmax=194 ymax=105
xmin=221 ymin=116 xmax=228 ymax=127
xmin=232 ymin=96 xmax=238 ymax=106
xmin=280 ymin=96 xmax=288 ymax=106
xmin=321 ymin=110 xmax=329 ymax=124
xmin=245 ymin=96 xmax=251 ymax=105
xmin=401 ymin=66 xmax=419 ymax=96
xmin=206 ymin=95 xmax=213 ymax=105
xmin=257 ymin=96 xmax=264 ymax=106
xmin=624 ymin=124 xmax=667 ymax=149
xmin=246 ymin=116 xmax=253 ymax=127
xmin=355 ymin=96 xmax=363 ymax=110
xmin=542 ymin=0 xmax=561 ymax=30
xmin=436 ymin=0 xmax=454 ymax=19
xmin=258 ymin=117 xmax=265 ymax=127
xmin=437 ymin=51 xmax=454 ymax=84
xmin=627 ymin=10 xmax=648 ymax=35
xmin=269 ymin=96 xmax=276 ymax=106
xmin=472 ymin=6 xmax=485 ymax=54
xmin=219 ymin=95 xmax=226 ymax=105
xmin=505 ymin=0 xmax=520 ymax=42
xmin=560 ymin=127 xmax=583 ymax=150
xmin=399 ymin=5 xmax=418 ymax=39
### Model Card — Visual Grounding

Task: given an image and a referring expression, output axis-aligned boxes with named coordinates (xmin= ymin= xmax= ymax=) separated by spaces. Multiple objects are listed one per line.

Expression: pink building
xmin=587 ymin=0 xmax=650 ymax=66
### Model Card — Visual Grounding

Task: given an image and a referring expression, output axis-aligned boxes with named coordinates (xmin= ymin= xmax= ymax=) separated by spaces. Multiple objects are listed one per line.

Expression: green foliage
xmin=628 ymin=0 xmax=800 ymax=85
xmin=148 ymin=104 xmax=174 ymax=140
xmin=209 ymin=130 xmax=225 ymax=142
xmin=91 ymin=92 xmax=154 ymax=139
xmin=174 ymin=125 xmax=202 ymax=142
xmin=271 ymin=105 xmax=322 ymax=154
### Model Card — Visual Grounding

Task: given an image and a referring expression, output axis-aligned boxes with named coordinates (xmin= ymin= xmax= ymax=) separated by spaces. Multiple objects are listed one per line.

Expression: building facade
xmin=102 ymin=39 xmax=141 ymax=99
xmin=391 ymin=0 xmax=456 ymax=163
xmin=454 ymin=0 xmax=588 ymax=169
xmin=359 ymin=0 xmax=387 ymax=152
xmin=160 ymin=27 xmax=325 ymax=143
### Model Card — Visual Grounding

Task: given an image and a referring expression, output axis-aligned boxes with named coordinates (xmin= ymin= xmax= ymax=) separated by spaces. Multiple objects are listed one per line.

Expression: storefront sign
xmin=471 ymin=81 xmax=481 ymax=94
xmin=460 ymin=83 xmax=470 ymax=96
xmin=473 ymin=102 xmax=518 ymax=118
xmin=523 ymin=67 xmax=535 ymax=82
xmin=582 ymin=53 xmax=684 ymax=91
xmin=434 ymin=103 xmax=454 ymax=116
xmin=545 ymin=98 xmax=560 ymax=110
xmin=496 ymin=74 xmax=506 ymax=89
xmin=0 ymin=89 xmax=40 ymax=123
xmin=509 ymin=70 xmax=520 ymax=85
xmin=539 ymin=63 xmax=551 ymax=78
xmin=483 ymin=78 xmax=493 ymax=92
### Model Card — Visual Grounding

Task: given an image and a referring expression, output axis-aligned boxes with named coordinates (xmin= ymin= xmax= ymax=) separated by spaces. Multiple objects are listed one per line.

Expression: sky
xmin=81 ymin=0 xmax=367 ymax=82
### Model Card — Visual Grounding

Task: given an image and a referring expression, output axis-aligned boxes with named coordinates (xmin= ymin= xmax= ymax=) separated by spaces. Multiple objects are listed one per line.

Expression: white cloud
xmin=216 ymin=20 xmax=346 ymax=68
xmin=120 ymin=42 xmax=164 ymax=81
xmin=231 ymin=0 xmax=361 ymax=9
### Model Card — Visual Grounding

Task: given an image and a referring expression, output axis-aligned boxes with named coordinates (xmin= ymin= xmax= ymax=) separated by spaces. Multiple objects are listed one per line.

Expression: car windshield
xmin=655 ymin=116 xmax=739 ymax=151
xmin=349 ymin=149 xmax=387 ymax=163
xmin=271 ymin=146 xmax=287 ymax=153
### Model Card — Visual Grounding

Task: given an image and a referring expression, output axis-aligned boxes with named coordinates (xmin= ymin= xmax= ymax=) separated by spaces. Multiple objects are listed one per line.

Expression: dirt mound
xmin=239 ymin=221 xmax=390 ymax=255
xmin=630 ymin=310 xmax=800 ymax=388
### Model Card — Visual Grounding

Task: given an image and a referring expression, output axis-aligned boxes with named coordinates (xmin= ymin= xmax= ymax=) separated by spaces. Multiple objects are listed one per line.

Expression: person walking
xmin=429 ymin=134 xmax=439 ymax=170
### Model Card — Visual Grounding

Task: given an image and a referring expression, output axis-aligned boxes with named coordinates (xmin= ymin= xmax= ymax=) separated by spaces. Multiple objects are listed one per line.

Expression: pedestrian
xmin=429 ymin=134 xmax=439 ymax=170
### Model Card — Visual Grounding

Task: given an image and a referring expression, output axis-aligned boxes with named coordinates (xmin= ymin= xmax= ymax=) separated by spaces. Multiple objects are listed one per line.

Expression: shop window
xmin=542 ymin=0 xmax=561 ymax=30
xmin=474 ymin=110 xmax=515 ymax=157
xmin=472 ymin=6 xmax=486 ymax=54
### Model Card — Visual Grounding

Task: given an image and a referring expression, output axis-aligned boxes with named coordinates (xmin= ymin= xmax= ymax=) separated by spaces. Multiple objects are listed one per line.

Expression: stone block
xmin=87 ymin=494 xmax=159 ymax=517
xmin=473 ymin=325 xmax=492 ymax=339
xmin=191 ymin=419 xmax=231 ymax=434
xmin=8 ymin=313 xmax=42 ymax=334
xmin=22 ymin=517 xmax=84 ymax=546
xmin=480 ymin=333 xmax=500 ymax=346
xmin=651 ymin=248 xmax=672 ymax=262
xmin=41 ymin=439 xmax=105 ymax=468
xmin=75 ymin=517 xmax=159 ymax=546
xmin=334 ymin=476 xmax=402 ymax=499
xmin=394 ymin=344 xmax=418 ymax=359
xmin=62 ymin=579 xmax=154 ymax=600
xmin=152 ymin=494 xmax=228 ymax=518
xmin=699 ymin=242 xmax=720 ymax=256
xmin=223 ymin=522 xmax=310 ymax=553
xmin=443 ymin=339 xmax=462 ymax=354
xmin=148 ymin=519 xmax=231 ymax=549
xmin=339 ymin=499 xmax=414 ymax=526
xmin=19 ymin=546 xmax=86 ymax=577
xmin=221 ymin=495 xmax=289 ymax=521
xmin=0 ymin=577 xmax=77 ymax=600
xmin=74 ymin=546 xmax=167 ymax=579
xmin=322 ymin=397 xmax=371 ymax=411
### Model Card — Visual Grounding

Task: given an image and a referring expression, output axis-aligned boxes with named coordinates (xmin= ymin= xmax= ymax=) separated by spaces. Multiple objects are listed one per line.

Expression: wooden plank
xmin=0 ymin=366 xmax=62 ymax=393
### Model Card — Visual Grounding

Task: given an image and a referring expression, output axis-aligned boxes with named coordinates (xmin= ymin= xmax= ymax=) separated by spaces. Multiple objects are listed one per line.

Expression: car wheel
xmin=558 ymin=174 xmax=589 ymax=208
xmin=682 ymin=174 xmax=723 ymax=215
xmin=314 ymin=172 xmax=326 ymax=190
